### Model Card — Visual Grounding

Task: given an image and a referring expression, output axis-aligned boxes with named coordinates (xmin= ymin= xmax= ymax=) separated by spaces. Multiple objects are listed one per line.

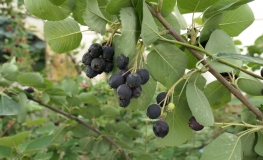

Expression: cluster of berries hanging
xmin=82 ymin=43 xmax=114 ymax=78
xmin=108 ymin=54 xmax=150 ymax=107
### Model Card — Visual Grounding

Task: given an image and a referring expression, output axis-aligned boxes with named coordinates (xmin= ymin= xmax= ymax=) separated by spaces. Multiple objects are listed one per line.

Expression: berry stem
xmin=106 ymin=23 xmax=121 ymax=46
xmin=214 ymin=122 xmax=260 ymax=128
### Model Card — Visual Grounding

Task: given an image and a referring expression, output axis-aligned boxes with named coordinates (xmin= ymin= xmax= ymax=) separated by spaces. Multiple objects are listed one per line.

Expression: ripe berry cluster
xmin=146 ymin=92 xmax=170 ymax=138
xmin=82 ymin=43 xmax=114 ymax=78
xmin=108 ymin=54 xmax=150 ymax=108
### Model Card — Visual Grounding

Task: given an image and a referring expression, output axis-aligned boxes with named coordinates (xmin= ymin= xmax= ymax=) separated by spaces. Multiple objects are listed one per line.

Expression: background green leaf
xmin=147 ymin=43 xmax=188 ymax=88
xmin=44 ymin=18 xmax=82 ymax=53
xmin=178 ymin=0 xmax=220 ymax=14
xmin=204 ymin=80 xmax=231 ymax=109
xmin=186 ymin=83 xmax=214 ymax=126
xmin=255 ymin=132 xmax=263 ymax=156
xmin=25 ymin=0 xmax=74 ymax=21
xmin=200 ymin=133 xmax=242 ymax=160
xmin=79 ymin=93 xmax=100 ymax=105
xmin=217 ymin=53 xmax=263 ymax=65
xmin=83 ymin=0 xmax=108 ymax=35
xmin=105 ymin=0 xmax=134 ymax=14
xmin=0 ymin=131 xmax=30 ymax=148
xmin=0 ymin=96 xmax=20 ymax=115
xmin=17 ymin=93 xmax=27 ymax=123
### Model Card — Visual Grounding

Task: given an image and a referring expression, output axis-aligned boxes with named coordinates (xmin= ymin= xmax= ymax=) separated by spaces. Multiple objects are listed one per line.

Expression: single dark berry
xmin=156 ymin=92 xmax=169 ymax=107
xmin=261 ymin=89 xmax=263 ymax=95
xmin=104 ymin=61 xmax=114 ymax=73
xmin=86 ymin=65 xmax=98 ymax=78
xmin=132 ymin=85 xmax=142 ymax=99
xmin=116 ymin=54 xmax=129 ymax=69
xmin=261 ymin=68 xmax=263 ymax=77
xmin=103 ymin=46 xmax=115 ymax=61
xmin=136 ymin=69 xmax=150 ymax=85
xmin=24 ymin=87 xmax=34 ymax=93
xmin=115 ymin=118 xmax=120 ymax=123
xmin=153 ymin=120 xmax=169 ymax=138
xmin=119 ymin=68 xmax=131 ymax=81
xmin=147 ymin=104 xmax=161 ymax=119
xmin=118 ymin=98 xmax=130 ymax=108
xmin=126 ymin=73 xmax=142 ymax=88
xmin=220 ymin=72 xmax=238 ymax=81
xmin=109 ymin=74 xmax=124 ymax=89
xmin=117 ymin=84 xmax=132 ymax=100
xmin=88 ymin=43 xmax=103 ymax=57
xmin=188 ymin=116 xmax=204 ymax=131
xmin=82 ymin=52 xmax=93 ymax=65
xmin=91 ymin=58 xmax=105 ymax=72
xmin=54 ymin=121 xmax=59 ymax=126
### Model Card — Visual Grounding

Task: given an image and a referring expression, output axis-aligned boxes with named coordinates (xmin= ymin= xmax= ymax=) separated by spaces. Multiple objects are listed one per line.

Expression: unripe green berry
xmin=162 ymin=112 xmax=167 ymax=119
xmin=166 ymin=103 xmax=175 ymax=112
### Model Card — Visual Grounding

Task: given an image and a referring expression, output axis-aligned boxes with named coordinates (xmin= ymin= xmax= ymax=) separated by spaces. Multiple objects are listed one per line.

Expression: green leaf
xmin=83 ymin=0 xmax=108 ymax=35
xmin=255 ymin=132 xmax=263 ymax=156
xmin=0 ymin=131 xmax=30 ymax=148
xmin=119 ymin=7 xmax=140 ymax=56
xmin=158 ymin=96 xmax=192 ymax=147
xmin=44 ymin=18 xmax=82 ymax=53
xmin=237 ymin=76 xmax=263 ymax=96
xmin=79 ymin=137 xmax=95 ymax=152
xmin=204 ymin=80 xmax=231 ymax=109
xmin=72 ymin=0 xmax=87 ymax=25
xmin=241 ymin=111 xmax=256 ymax=124
xmin=0 ymin=146 xmax=12 ymax=157
xmin=0 ymin=96 xmax=20 ymax=115
xmin=147 ymin=43 xmax=188 ymax=88
xmin=48 ymin=0 xmax=66 ymax=5
xmin=101 ymin=106 xmax=119 ymax=119
xmin=203 ymin=0 xmax=253 ymax=20
xmin=178 ymin=0 xmax=220 ymax=14
xmin=186 ymin=83 xmax=214 ymax=126
xmin=185 ymin=49 xmax=199 ymax=70
xmin=205 ymin=30 xmax=242 ymax=72
xmin=141 ymin=1 xmax=159 ymax=46
xmin=22 ymin=118 xmax=46 ymax=126
xmin=155 ymin=13 xmax=181 ymax=34
xmin=45 ymin=88 xmax=68 ymax=96
xmin=241 ymin=133 xmax=257 ymax=157
xmin=66 ymin=96 xmax=81 ymax=107
xmin=25 ymin=135 xmax=53 ymax=152
xmin=200 ymin=133 xmax=242 ymax=160
xmin=217 ymin=53 xmax=263 ymax=65
xmin=174 ymin=6 xmax=187 ymax=30
xmin=17 ymin=93 xmax=27 ymax=123
xmin=24 ymin=0 xmax=74 ymax=21
xmin=62 ymin=79 xmax=79 ymax=96
xmin=79 ymin=93 xmax=100 ymax=105
xmin=17 ymin=72 xmax=45 ymax=88
xmin=218 ymin=4 xmax=254 ymax=37
xmin=98 ymin=140 xmax=110 ymax=155
xmin=105 ymin=0 xmax=134 ymax=14
xmin=128 ymin=75 xmax=157 ymax=111
xmin=200 ymin=14 xmax=222 ymax=42
xmin=78 ymin=106 xmax=102 ymax=119
xmin=41 ymin=92 xmax=50 ymax=104
xmin=0 ymin=63 xmax=18 ymax=80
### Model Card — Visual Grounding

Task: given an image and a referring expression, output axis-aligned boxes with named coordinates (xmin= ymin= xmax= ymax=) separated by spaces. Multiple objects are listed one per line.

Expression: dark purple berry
xmin=117 ymin=84 xmax=132 ymax=100
xmin=261 ymin=68 xmax=263 ymax=77
xmin=103 ymin=46 xmax=115 ymax=61
xmin=91 ymin=58 xmax=105 ymax=72
xmin=86 ymin=65 xmax=98 ymax=78
xmin=54 ymin=121 xmax=59 ymax=126
xmin=153 ymin=120 xmax=169 ymax=138
xmin=104 ymin=61 xmax=114 ymax=73
xmin=126 ymin=73 xmax=142 ymax=88
xmin=116 ymin=54 xmax=129 ymax=69
xmin=147 ymin=104 xmax=161 ymax=119
xmin=109 ymin=74 xmax=124 ymax=89
xmin=156 ymin=92 xmax=169 ymax=107
xmin=136 ymin=69 xmax=150 ymax=84
xmin=118 ymin=98 xmax=130 ymax=108
xmin=24 ymin=87 xmax=34 ymax=93
xmin=88 ymin=43 xmax=103 ymax=57
xmin=188 ymin=116 xmax=204 ymax=131
xmin=132 ymin=85 xmax=142 ymax=99
xmin=82 ymin=52 xmax=93 ymax=65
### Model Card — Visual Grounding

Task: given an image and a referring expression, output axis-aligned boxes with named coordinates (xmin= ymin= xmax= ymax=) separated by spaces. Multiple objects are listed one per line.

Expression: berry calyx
xmin=153 ymin=120 xmax=169 ymax=138
xmin=147 ymin=104 xmax=161 ymax=119
xmin=188 ymin=116 xmax=204 ymax=131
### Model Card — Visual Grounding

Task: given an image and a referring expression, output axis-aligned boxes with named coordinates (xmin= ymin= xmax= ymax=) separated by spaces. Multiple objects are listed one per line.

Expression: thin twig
xmin=28 ymin=97 xmax=131 ymax=160
xmin=147 ymin=4 xmax=263 ymax=120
